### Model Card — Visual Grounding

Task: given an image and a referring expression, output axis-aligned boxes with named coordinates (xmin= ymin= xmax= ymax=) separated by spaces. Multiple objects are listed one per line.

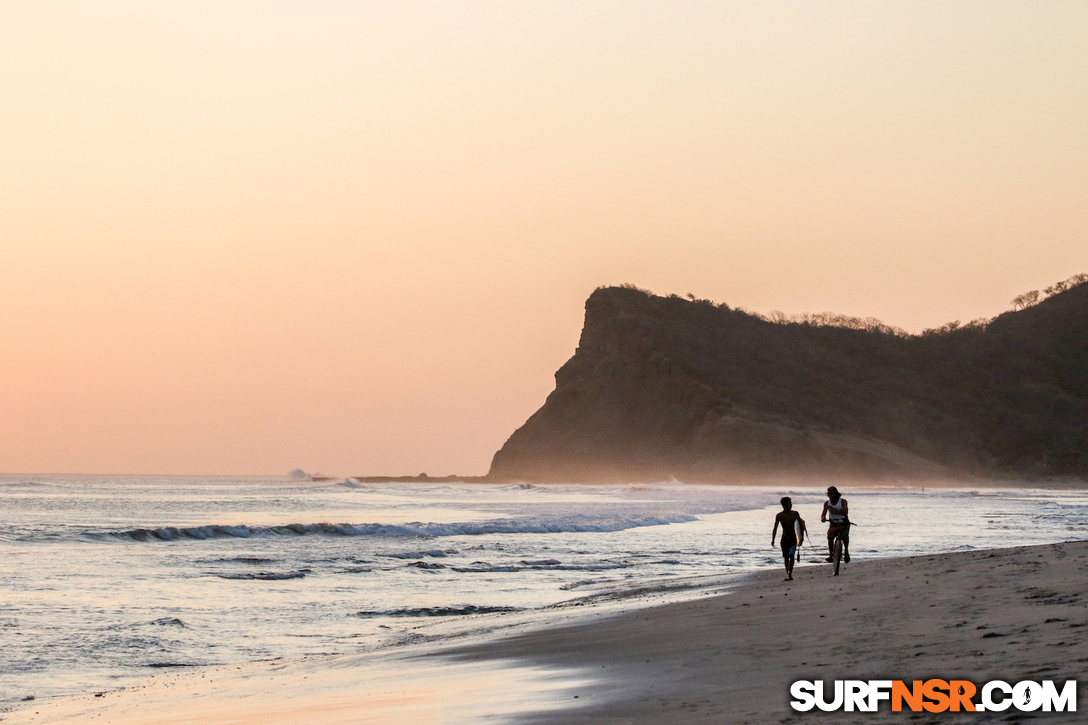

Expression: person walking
xmin=772 ymin=496 xmax=806 ymax=581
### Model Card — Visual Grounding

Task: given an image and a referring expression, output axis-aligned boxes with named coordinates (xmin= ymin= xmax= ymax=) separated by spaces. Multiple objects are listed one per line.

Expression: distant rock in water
xmin=489 ymin=280 xmax=1088 ymax=482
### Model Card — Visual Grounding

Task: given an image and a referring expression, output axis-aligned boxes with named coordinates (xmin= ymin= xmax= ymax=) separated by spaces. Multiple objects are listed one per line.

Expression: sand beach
xmin=461 ymin=540 xmax=1088 ymax=724
xmin=12 ymin=540 xmax=1086 ymax=724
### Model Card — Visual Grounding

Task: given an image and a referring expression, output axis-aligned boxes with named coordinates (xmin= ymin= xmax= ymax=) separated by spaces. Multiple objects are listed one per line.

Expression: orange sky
xmin=2 ymin=1 xmax=1086 ymax=475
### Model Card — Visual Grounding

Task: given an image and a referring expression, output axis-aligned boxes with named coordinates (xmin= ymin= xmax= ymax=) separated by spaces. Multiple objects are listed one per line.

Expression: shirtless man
xmin=771 ymin=497 xmax=806 ymax=580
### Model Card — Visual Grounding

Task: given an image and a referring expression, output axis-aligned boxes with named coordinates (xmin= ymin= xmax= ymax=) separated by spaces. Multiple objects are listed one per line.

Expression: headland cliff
xmin=489 ymin=278 xmax=1088 ymax=482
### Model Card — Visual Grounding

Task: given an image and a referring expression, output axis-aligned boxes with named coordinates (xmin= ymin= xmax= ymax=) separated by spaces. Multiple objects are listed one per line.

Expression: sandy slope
xmin=455 ymin=540 xmax=1088 ymax=724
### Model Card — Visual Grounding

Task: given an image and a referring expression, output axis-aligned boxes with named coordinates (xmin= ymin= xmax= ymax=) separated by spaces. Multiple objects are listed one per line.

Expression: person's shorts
xmin=827 ymin=521 xmax=849 ymax=541
xmin=780 ymin=535 xmax=798 ymax=556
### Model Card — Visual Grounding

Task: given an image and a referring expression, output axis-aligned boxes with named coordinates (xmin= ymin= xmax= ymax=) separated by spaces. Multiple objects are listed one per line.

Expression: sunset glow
xmin=2 ymin=1 xmax=1085 ymax=475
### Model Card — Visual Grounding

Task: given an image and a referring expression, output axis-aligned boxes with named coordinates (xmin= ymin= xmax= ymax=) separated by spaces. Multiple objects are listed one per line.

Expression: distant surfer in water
xmin=821 ymin=486 xmax=850 ymax=563
xmin=771 ymin=497 xmax=806 ymax=580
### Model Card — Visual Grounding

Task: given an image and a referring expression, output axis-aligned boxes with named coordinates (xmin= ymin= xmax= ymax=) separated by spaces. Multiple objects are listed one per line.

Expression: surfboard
xmin=794 ymin=519 xmax=804 ymax=547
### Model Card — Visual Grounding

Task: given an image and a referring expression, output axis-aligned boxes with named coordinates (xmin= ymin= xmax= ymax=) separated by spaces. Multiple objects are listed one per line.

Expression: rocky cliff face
xmin=488 ymin=283 xmax=1088 ymax=483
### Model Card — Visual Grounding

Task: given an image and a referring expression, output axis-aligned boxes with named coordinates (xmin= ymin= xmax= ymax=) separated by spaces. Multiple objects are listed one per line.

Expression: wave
xmin=95 ymin=514 xmax=699 ymax=543
xmin=0 ymin=480 xmax=60 ymax=489
xmin=352 ymin=605 xmax=523 ymax=618
xmin=148 ymin=617 xmax=186 ymax=627
xmin=214 ymin=570 xmax=310 ymax=581
xmin=559 ymin=578 xmax=610 ymax=590
xmin=450 ymin=560 xmax=633 ymax=573
xmin=406 ymin=561 xmax=445 ymax=569
xmin=382 ymin=549 xmax=457 ymax=559
xmin=205 ymin=556 xmax=280 ymax=565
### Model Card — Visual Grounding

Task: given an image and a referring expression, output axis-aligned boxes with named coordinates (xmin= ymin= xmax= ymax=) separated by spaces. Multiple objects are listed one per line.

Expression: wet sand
xmin=11 ymin=541 xmax=1087 ymax=724
xmin=455 ymin=540 xmax=1088 ymax=724
xmin=8 ymin=653 xmax=587 ymax=725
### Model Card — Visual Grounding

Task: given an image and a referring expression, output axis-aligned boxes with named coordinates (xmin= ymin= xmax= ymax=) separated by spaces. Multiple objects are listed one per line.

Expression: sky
xmin=1 ymin=1 xmax=1086 ymax=476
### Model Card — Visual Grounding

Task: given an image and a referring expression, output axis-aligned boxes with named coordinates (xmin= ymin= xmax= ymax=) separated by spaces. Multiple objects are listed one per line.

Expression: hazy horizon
xmin=3 ymin=2 xmax=1086 ymax=476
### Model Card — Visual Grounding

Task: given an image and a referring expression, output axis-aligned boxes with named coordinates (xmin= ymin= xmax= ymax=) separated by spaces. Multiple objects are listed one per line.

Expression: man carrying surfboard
xmin=771 ymin=496 xmax=806 ymax=581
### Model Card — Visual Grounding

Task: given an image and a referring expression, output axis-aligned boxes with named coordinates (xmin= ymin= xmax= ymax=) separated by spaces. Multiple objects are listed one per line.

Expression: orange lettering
xmin=922 ymin=679 xmax=950 ymax=713
xmin=948 ymin=680 xmax=976 ymax=711
xmin=892 ymin=680 xmax=924 ymax=712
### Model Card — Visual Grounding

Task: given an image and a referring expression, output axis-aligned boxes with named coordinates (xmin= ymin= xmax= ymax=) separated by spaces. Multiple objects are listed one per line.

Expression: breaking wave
xmin=94 ymin=514 xmax=698 ymax=543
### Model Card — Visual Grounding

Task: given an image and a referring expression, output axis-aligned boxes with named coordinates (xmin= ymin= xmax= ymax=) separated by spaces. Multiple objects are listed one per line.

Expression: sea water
xmin=2 ymin=474 xmax=1086 ymax=706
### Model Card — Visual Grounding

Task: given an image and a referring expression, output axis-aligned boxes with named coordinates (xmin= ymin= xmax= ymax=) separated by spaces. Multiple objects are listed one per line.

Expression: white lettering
xmin=815 ymin=680 xmax=844 ymax=712
xmin=868 ymin=680 xmax=893 ymax=711
xmin=844 ymin=680 xmax=870 ymax=712
xmin=792 ymin=678 xmax=1075 ymax=713
xmin=789 ymin=681 xmax=816 ymax=712
xmin=1013 ymin=680 xmax=1044 ymax=711
xmin=981 ymin=681 xmax=1013 ymax=712
xmin=1041 ymin=680 xmax=1076 ymax=712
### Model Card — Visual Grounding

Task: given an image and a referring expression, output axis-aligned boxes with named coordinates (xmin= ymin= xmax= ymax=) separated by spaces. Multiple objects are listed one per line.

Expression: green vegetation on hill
xmin=489 ymin=277 xmax=1088 ymax=482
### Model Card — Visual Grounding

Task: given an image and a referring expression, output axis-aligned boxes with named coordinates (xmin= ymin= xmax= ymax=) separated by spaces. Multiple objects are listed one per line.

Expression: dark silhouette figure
xmin=821 ymin=486 xmax=850 ymax=563
xmin=772 ymin=496 xmax=806 ymax=580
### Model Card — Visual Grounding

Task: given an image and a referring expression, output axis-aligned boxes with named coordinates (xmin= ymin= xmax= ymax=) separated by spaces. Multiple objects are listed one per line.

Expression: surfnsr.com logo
xmin=790 ymin=680 xmax=1076 ymax=713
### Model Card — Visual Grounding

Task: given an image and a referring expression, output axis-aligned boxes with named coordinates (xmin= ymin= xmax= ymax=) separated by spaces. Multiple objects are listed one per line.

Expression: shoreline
xmin=453 ymin=540 xmax=1088 ymax=723
xmin=10 ymin=541 xmax=1087 ymax=724
xmin=344 ymin=476 xmax=1088 ymax=490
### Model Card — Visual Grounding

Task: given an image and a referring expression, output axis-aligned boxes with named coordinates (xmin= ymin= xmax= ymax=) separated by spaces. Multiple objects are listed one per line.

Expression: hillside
xmin=488 ymin=280 xmax=1088 ymax=482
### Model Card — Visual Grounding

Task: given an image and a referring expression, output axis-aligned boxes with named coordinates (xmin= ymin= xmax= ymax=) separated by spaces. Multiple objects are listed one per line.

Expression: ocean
xmin=2 ymin=474 xmax=1087 ymax=707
